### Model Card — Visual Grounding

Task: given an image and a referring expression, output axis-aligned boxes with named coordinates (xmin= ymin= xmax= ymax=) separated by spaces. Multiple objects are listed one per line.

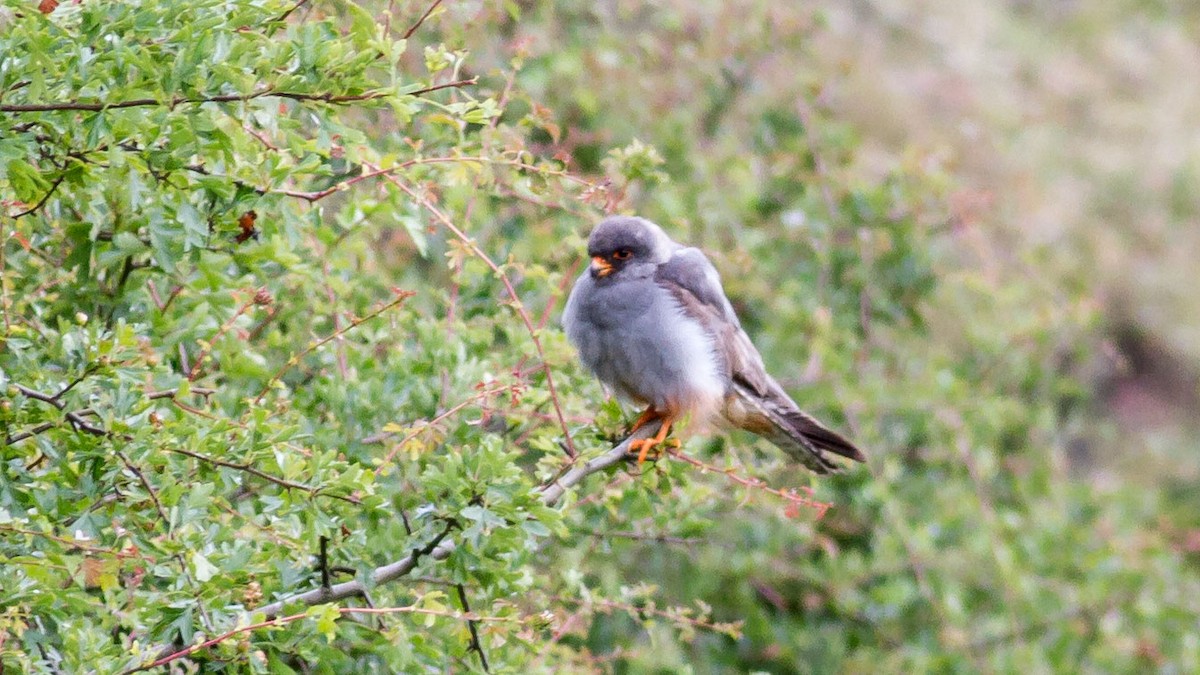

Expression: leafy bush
xmin=2 ymin=1 xmax=1197 ymax=672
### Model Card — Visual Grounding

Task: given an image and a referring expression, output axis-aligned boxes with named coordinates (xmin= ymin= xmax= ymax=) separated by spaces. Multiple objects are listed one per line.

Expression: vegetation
xmin=2 ymin=0 xmax=1197 ymax=672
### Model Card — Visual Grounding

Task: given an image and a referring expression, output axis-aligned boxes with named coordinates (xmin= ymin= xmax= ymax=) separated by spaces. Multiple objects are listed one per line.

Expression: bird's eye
xmin=612 ymin=249 xmax=633 ymax=260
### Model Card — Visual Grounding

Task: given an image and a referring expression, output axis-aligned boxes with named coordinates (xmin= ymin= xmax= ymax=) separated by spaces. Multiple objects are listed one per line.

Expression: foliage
xmin=1 ymin=0 xmax=1197 ymax=673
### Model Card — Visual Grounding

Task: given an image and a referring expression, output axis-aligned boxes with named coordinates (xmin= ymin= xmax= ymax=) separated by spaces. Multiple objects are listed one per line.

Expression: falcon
xmin=562 ymin=216 xmax=866 ymax=474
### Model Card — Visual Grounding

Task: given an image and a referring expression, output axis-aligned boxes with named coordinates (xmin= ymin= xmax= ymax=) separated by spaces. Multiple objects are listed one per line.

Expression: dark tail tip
xmin=790 ymin=411 xmax=867 ymax=463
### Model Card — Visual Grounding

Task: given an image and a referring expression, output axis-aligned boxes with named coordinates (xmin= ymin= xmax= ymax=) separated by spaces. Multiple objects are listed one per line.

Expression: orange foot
xmin=628 ymin=415 xmax=680 ymax=463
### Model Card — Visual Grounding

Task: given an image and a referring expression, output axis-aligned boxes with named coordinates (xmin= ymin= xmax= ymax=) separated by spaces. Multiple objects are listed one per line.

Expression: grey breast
xmin=563 ymin=268 xmax=711 ymax=410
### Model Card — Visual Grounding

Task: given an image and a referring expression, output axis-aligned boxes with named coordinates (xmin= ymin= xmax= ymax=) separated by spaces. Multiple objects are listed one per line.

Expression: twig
xmin=51 ymin=366 xmax=101 ymax=402
xmin=115 ymin=450 xmax=170 ymax=524
xmin=272 ymin=0 xmax=309 ymax=23
xmin=5 ymin=386 xmax=214 ymax=445
xmin=0 ymin=85 xmax=465 ymax=114
xmin=188 ymin=292 xmax=263 ymax=381
xmin=164 ymin=446 xmax=360 ymax=505
xmin=11 ymin=172 xmax=67 ymax=219
xmin=666 ymin=449 xmax=832 ymax=520
xmin=317 ymin=257 xmax=349 ymax=379
xmin=254 ymin=290 xmax=413 ymax=403
xmin=455 ymin=583 xmax=490 ymax=673
xmin=370 ymin=383 xmax=514 ymax=474
xmin=270 ymin=149 xmax=567 ymax=204
xmin=586 ymin=530 xmax=703 ymax=546
xmin=555 ymin=596 xmax=743 ymax=639
xmin=403 ymin=0 xmax=444 ymax=39
xmin=383 ymin=174 xmax=578 ymax=457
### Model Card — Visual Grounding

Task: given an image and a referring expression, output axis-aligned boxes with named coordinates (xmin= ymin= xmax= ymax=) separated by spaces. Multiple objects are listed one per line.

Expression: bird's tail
xmin=728 ymin=382 xmax=866 ymax=475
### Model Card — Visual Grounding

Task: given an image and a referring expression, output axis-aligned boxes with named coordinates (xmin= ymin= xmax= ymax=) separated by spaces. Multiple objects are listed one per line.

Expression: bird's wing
xmin=653 ymin=247 xmax=771 ymax=394
xmin=655 ymin=247 xmax=866 ymax=470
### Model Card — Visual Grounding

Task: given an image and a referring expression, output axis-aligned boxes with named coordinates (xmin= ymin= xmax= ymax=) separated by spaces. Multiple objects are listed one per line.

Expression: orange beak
xmin=591 ymin=255 xmax=614 ymax=277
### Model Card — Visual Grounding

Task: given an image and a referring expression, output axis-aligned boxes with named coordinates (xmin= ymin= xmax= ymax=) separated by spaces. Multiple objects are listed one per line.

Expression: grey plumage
xmin=562 ymin=215 xmax=865 ymax=474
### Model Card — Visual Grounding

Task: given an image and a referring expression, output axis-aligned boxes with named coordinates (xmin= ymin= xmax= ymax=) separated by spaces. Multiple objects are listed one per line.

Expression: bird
xmin=561 ymin=215 xmax=866 ymax=474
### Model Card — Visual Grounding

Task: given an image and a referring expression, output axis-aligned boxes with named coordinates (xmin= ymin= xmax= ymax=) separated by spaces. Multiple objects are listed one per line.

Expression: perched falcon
xmin=562 ymin=216 xmax=866 ymax=474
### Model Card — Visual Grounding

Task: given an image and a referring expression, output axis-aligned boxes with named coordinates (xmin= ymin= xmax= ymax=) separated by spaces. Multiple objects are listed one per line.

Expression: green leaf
xmin=6 ymin=159 xmax=50 ymax=203
xmin=191 ymin=551 xmax=218 ymax=582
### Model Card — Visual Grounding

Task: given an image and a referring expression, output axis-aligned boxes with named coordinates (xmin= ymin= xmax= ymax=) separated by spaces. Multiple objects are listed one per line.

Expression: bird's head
xmin=585 ymin=216 xmax=673 ymax=279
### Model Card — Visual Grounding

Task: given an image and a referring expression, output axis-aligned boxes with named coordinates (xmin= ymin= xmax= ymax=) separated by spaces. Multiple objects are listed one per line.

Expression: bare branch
xmin=403 ymin=0 xmax=444 ymax=39
xmin=14 ymin=384 xmax=64 ymax=409
xmin=0 ymin=80 xmax=475 ymax=115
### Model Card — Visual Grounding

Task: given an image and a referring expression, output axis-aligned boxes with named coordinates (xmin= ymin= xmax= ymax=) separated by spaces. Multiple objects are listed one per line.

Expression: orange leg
xmin=629 ymin=407 xmax=660 ymax=433
xmin=628 ymin=415 xmax=678 ymax=463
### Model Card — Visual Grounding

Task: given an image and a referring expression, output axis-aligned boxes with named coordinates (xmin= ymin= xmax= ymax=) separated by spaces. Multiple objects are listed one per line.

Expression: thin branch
xmin=115 ymin=450 xmax=170 ymax=524
xmin=51 ymin=364 xmax=100 ymax=401
xmin=272 ymin=0 xmax=309 ymax=23
xmin=254 ymin=290 xmax=413 ymax=403
xmin=1 ymin=89 xmax=356 ymax=114
xmin=164 ymin=446 xmax=360 ymax=505
xmin=188 ymin=292 xmax=263 ymax=381
xmin=370 ymin=383 xmax=513 ymax=474
xmin=145 ymin=387 xmax=216 ymax=400
xmin=9 ymin=423 xmax=55 ymax=445
xmin=0 ymin=525 xmax=155 ymax=561
xmin=1 ymin=80 xmax=476 ymax=115
xmin=586 ymin=530 xmax=703 ymax=546
xmin=14 ymin=384 xmax=64 ymax=408
xmin=5 ymin=385 xmax=213 ymax=445
xmin=64 ymin=411 xmax=109 ymax=437
xmin=456 ymin=583 xmax=490 ymax=673
xmin=667 ymin=449 xmax=831 ymax=520
xmin=11 ymin=172 xmax=67 ymax=219
xmin=276 ymin=165 xmax=406 ymax=203
xmin=556 ymin=596 xmax=743 ymax=639
xmin=403 ymin=0 xmax=445 ymax=39
xmin=408 ymin=77 xmax=476 ymax=98
xmin=383 ymin=173 xmax=578 ymax=457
